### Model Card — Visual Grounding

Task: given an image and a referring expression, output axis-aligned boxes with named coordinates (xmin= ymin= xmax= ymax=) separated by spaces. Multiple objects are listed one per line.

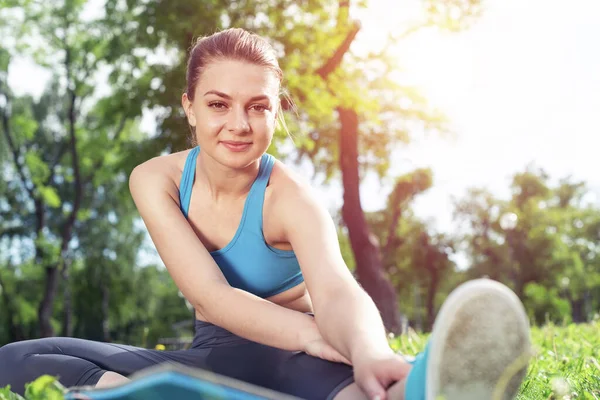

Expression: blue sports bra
xmin=178 ymin=146 xmax=305 ymax=298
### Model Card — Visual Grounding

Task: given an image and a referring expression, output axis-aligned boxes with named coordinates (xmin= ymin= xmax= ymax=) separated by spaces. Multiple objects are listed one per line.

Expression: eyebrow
xmin=203 ymin=90 xmax=271 ymax=103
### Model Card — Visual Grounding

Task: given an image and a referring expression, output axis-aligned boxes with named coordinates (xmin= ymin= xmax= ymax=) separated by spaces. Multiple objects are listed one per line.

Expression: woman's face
xmin=182 ymin=59 xmax=280 ymax=170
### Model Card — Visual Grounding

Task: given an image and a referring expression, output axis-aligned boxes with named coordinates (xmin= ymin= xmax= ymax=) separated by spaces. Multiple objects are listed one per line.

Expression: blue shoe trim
xmin=403 ymin=341 xmax=430 ymax=400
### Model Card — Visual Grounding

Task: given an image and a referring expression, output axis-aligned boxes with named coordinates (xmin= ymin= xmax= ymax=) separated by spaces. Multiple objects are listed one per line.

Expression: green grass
xmin=389 ymin=320 xmax=600 ymax=399
xmin=2 ymin=322 xmax=599 ymax=399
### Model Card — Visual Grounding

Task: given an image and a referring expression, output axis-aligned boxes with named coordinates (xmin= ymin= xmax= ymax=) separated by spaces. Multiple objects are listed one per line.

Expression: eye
xmin=250 ymin=104 xmax=270 ymax=112
xmin=208 ymin=101 xmax=227 ymax=110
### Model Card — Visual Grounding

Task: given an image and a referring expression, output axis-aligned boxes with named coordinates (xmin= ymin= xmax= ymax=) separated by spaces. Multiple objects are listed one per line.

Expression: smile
xmin=221 ymin=141 xmax=252 ymax=152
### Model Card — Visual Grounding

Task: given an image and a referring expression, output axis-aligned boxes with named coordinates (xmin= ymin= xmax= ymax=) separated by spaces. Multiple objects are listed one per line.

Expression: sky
xmin=6 ymin=0 xmax=600 ymax=245
xmin=343 ymin=0 xmax=600 ymax=233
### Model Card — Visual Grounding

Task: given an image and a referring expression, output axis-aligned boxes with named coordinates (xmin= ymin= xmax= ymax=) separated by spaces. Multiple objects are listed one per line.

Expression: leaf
xmin=13 ymin=114 xmax=38 ymax=142
xmin=23 ymin=375 xmax=66 ymax=400
xmin=78 ymin=208 xmax=92 ymax=222
xmin=24 ymin=150 xmax=50 ymax=186
xmin=0 ymin=48 xmax=10 ymax=73
xmin=0 ymin=386 xmax=26 ymax=400
xmin=38 ymin=186 xmax=61 ymax=208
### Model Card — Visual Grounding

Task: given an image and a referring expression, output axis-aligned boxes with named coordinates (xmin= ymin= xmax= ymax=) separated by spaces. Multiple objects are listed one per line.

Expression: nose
xmin=226 ymin=106 xmax=250 ymax=134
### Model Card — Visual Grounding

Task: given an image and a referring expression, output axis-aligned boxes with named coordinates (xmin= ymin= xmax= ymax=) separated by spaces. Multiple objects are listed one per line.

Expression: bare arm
xmin=277 ymin=174 xmax=394 ymax=363
xmin=129 ymin=160 xmax=318 ymax=351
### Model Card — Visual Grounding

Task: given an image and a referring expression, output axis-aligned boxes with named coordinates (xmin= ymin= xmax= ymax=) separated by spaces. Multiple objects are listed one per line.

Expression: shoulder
xmin=129 ymin=148 xmax=195 ymax=204
xmin=267 ymin=157 xmax=316 ymax=203
xmin=265 ymin=156 xmax=329 ymax=225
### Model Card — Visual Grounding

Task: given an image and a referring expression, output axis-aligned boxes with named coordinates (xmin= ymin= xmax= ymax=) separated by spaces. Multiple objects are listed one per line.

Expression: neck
xmin=196 ymin=152 xmax=261 ymax=201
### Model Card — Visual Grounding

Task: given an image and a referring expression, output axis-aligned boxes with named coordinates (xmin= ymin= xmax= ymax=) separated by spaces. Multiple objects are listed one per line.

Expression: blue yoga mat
xmin=64 ymin=364 xmax=301 ymax=400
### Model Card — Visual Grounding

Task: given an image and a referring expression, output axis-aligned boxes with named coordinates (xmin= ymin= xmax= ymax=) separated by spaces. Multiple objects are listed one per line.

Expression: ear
xmin=181 ymin=93 xmax=197 ymax=127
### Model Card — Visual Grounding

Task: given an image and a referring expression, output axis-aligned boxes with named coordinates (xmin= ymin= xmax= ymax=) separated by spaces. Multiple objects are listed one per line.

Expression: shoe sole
xmin=426 ymin=279 xmax=532 ymax=400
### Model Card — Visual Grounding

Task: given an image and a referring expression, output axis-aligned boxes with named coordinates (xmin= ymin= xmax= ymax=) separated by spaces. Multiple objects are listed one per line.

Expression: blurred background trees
xmin=1 ymin=0 xmax=598 ymax=346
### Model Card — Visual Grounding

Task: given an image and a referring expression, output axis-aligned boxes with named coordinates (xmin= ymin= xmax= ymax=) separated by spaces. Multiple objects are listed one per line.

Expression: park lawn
xmin=390 ymin=320 xmax=600 ymax=399
xmin=2 ymin=321 xmax=599 ymax=399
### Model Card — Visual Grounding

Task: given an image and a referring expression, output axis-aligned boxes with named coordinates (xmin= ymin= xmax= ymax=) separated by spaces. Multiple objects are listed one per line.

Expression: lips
xmin=221 ymin=141 xmax=252 ymax=152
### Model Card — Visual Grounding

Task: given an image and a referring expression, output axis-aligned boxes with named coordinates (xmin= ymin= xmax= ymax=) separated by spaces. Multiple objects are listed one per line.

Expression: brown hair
xmin=185 ymin=28 xmax=292 ymax=145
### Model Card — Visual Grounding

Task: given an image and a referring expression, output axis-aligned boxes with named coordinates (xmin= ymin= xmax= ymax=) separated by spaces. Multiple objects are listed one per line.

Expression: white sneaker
xmin=404 ymin=278 xmax=532 ymax=400
xmin=428 ymin=279 xmax=532 ymax=400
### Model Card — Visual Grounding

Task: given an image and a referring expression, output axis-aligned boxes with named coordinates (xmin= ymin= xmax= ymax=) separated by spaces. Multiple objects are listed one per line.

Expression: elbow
xmin=190 ymin=299 xmax=208 ymax=319
xmin=190 ymin=299 xmax=218 ymax=325
xmin=189 ymin=284 xmax=230 ymax=324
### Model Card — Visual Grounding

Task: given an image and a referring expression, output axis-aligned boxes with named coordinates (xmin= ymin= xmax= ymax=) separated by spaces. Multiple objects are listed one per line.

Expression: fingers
xmin=358 ymin=374 xmax=387 ymax=400
xmin=377 ymin=358 xmax=411 ymax=391
xmin=391 ymin=356 xmax=412 ymax=381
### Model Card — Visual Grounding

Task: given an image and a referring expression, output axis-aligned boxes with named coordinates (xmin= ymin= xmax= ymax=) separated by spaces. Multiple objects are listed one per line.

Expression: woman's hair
xmin=185 ymin=28 xmax=293 ymax=144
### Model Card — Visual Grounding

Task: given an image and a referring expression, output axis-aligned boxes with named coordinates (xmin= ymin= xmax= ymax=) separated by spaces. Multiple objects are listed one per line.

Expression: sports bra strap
xmin=243 ymin=153 xmax=274 ymax=231
xmin=179 ymin=146 xmax=200 ymax=218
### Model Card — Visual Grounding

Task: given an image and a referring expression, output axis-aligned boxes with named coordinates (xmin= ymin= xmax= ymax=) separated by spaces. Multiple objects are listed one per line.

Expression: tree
xmin=0 ymin=0 xmax=152 ymax=337
xmin=367 ymin=168 xmax=458 ymax=332
xmin=454 ymin=165 xmax=600 ymax=324
xmin=297 ymin=0 xmax=482 ymax=332
xmin=551 ymin=178 xmax=600 ymax=322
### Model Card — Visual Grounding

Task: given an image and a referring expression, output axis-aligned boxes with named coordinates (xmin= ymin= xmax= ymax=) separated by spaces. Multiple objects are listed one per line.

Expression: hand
xmin=352 ymin=352 xmax=412 ymax=400
xmin=303 ymin=336 xmax=352 ymax=365
xmin=299 ymin=316 xmax=351 ymax=365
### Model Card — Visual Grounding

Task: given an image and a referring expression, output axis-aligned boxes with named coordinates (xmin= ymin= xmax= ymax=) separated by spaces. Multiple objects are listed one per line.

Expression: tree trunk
xmin=426 ymin=273 xmax=439 ymax=332
xmin=61 ymin=262 xmax=73 ymax=337
xmin=0 ymin=271 xmax=25 ymax=342
xmin=38 ymin=266 xmax=59 ymax=337
xmin=514 ymin=278 xmax=525 ymax=301
xmin=338 ymin=107 xmax=402 ymax=334
xmin=570 ymin=298 xmax=585 ymax=323
xmin=101 ymin=279 xmax=111 ymax=342
xmin=413 ymin=282 xmax=422 ymax=332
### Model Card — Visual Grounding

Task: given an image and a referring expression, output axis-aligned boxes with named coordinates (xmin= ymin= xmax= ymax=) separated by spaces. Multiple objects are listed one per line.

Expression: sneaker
xmin=403 ymin=279 xmax=532 ymax=400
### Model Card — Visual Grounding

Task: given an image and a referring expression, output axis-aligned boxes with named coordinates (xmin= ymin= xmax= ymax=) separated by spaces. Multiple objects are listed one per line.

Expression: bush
xmin=0 ymin=376 xmax=66 ymax=400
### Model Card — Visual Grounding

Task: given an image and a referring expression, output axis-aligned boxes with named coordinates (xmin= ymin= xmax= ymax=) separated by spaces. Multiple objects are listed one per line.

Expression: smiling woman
xmin=181 ymin=57 xmax=279 ymax=169
xmin=194 ymin=87 xmax=271 ymax=153
xmin=0 ymin=27 xmax=532 ymax=400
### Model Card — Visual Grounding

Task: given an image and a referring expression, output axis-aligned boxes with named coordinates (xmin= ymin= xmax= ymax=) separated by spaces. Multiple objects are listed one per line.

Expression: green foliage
xmin=453 ymin=165 xmax=600 ymax=325
xmin=524 ymin=282 xmax=572 ymax=324
xmin=0 ymin=386 xmax=24 ymax=400
xmin=522 ymin=321 xmax=600 ymax=399
xmin=390 ymin=321 xmax=600 ymax=399
xmin=23 ymin=376 xmax=66 ymax=400
xmin=0 ymin=375 xmax=66 ymax=400
xmin=0 ymin=0 xmax=167 ymax=338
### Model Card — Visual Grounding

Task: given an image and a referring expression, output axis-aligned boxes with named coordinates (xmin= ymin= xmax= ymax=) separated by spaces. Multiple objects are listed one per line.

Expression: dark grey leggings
xmin=0 ymin=319 xmax=354 ymax=400
xmin=0 ymin=337 xmax=212 ymax=392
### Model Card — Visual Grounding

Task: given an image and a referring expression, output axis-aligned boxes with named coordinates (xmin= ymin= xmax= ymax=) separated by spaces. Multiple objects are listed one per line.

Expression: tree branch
xmin=391 ymin=20 xmax=435 ymax=42
xmin=0 ymin=224 xmax=27 ymax=238
xmin=315 ymin=0 xmax=360 ymax=79
xmin=0 ymin=89 xmax=35 ymax=199
xmin=60 ymin=43 xmax=83 ymax=267
xmin=383 ymin=201 xmax=404 ymax=258
xmin=316 ymin=22 xmax=360 ymax=79
xmin=44 ymin=141 xmax=69 ymax=186
xmin=83 ymin=114 xmax=127 ymax=186
xmin=0 ymin=88 xmax=49 ymax=247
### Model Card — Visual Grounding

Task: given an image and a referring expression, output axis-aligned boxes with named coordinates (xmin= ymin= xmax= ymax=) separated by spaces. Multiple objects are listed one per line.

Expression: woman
xmin=0 ymin=28 xmax=531 ymax=400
